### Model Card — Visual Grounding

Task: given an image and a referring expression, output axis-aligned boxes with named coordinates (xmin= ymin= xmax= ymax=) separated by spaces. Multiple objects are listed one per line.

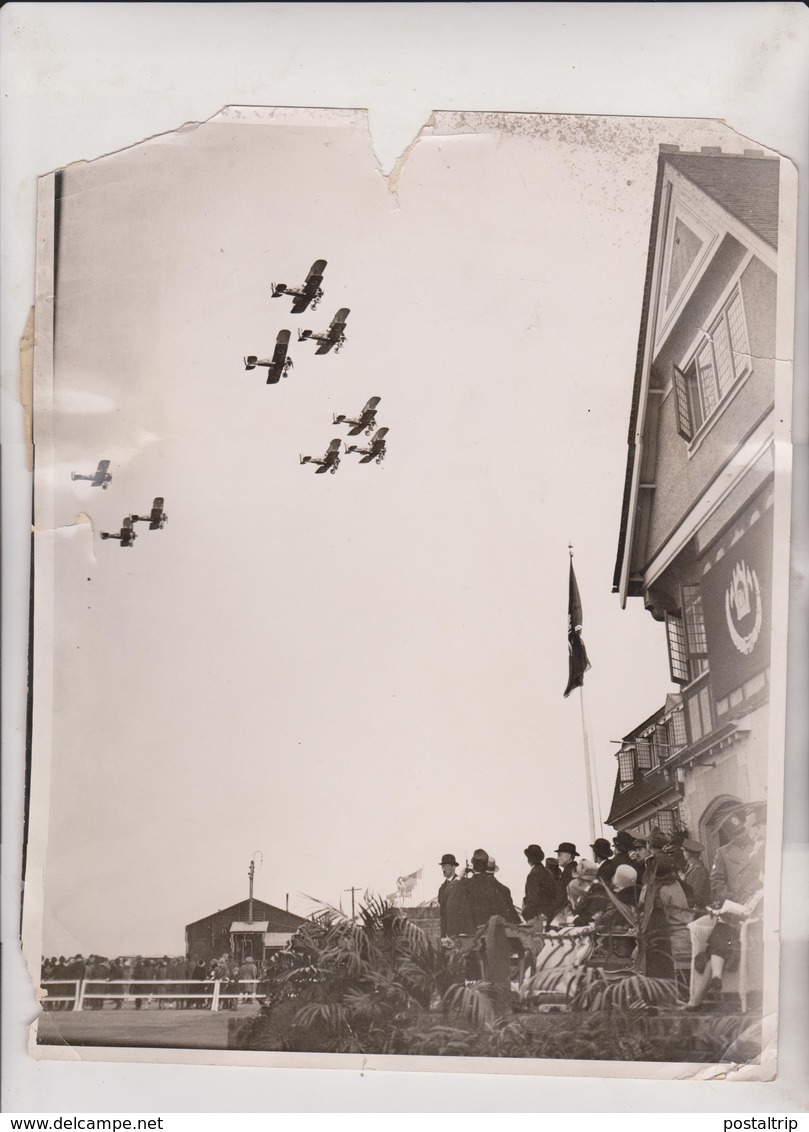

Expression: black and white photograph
xmin=20 ymin=102 xmax=797 ymax=1080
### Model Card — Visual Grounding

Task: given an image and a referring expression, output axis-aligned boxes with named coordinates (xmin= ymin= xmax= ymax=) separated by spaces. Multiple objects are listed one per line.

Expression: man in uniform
xmin=681 ymin=838 xmax=711 ymax=908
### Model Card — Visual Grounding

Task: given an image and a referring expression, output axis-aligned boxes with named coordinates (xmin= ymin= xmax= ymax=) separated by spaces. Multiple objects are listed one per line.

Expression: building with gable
xmin=608 ymin=144 xmax=784 ymax=862
xmin=185 ymin=897 xmax=307 ymax=966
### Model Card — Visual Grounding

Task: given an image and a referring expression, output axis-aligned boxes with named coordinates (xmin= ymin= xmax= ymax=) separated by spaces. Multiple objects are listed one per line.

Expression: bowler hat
xmin=613 ymin=830 xmax=635 ymax=853
xmin=471 ymin=848 xmax=489 ymax=864
xmin=439 ymin=854 xmax=459 ymax=867
xmin=591 ymin=838 xmax=613 ymax=859
xmin=524 ymin=844 xmax=544 ymax=862
xmin=555 ymin=842 xmax=579 ymax=857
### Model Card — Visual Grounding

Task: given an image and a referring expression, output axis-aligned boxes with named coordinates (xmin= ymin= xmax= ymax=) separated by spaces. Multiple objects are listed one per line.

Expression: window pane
xmin=665 ymin=613 xmax=690 ymax=683
xmin=618 ymin=749 xmax=634 ymax=788
xmin=726 ymin=290 xmax=750 ymax=375
xmin=657 ymin=810 xmax=676 ymax=836
xmin=669 ymin=709 xmax=687 ymax=750
xmin=654 ymin=723 xmax=669 ymax=763
xmin=697 ymin=343 xmax=718 ymax=417
xmin=682 ymin=584 xmax=708 ymax=657
xmin=636 ymin=737 xmax=653 ymax=770
xmin=712 ymin=315 xmax=734 ymax=399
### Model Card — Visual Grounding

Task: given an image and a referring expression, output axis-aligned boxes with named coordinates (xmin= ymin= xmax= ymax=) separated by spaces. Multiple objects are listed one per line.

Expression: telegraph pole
xmin=343 ymin=886 xmax=360 ymax=920
xmin=248 ymin=850 xmax=263 ymax=925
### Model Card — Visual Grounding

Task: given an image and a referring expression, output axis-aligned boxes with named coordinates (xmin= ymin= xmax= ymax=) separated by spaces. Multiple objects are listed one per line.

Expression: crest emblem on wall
xmin=725 ymin=559 xmax=763 ymax=656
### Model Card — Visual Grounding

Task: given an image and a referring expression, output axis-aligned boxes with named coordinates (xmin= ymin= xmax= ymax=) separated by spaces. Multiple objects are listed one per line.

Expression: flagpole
xmin=569 ymin=544 xmax=597 ymax=843
xmin=578 ymin=683 xmax=598 ymax=843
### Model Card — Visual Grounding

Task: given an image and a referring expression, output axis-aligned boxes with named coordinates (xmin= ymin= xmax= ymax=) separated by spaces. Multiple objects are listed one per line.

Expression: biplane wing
xmin=148 ymin=497 xmax=166 ymax=530
xmin=92 ymin=460 xmax=111 ymax=486
xmin=266 ymin=331 xmax=292 ymax=383
xmin=290 ymin=260 xmax=327 ymax=313
xmin=121 ymin=517 xmax=136 ymax=546
xmin=314 ymin=307 xmax=350 ymax=353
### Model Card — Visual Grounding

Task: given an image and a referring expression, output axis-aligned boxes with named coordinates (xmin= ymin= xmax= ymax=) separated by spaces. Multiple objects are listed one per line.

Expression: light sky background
xmin=41 ymin=108 xmax=767 ymax=958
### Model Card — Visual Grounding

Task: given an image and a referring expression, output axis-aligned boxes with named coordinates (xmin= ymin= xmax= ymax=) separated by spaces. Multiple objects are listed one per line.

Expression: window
xmin=669 ymin=707 xmax=687 ymax=751
xmin=636 ymin=737 xmax=653 ymax=771
xmin=682 ymin=584 xmax=708 ymax=677
xmin=665 ymin=584 xmax=708 ymax=685
xmin=618 ymin=748 xmax=635 ymax=790
xmin=672 ymin=286 xmax=752 ymax=440
xmin=665 ymin=612 xmax=690 ymax=682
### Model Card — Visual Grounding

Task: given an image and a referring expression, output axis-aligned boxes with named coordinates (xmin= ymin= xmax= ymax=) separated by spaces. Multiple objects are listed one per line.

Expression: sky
xmin=36 ymin=108 xmax=754 ymax=958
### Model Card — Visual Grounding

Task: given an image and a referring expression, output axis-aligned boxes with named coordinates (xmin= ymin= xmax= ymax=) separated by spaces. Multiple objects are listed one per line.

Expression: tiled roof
xmin=667 ymin=152 xmax=780 ymax=250
xmin=606 ymin=765 xmax=670 ymax=826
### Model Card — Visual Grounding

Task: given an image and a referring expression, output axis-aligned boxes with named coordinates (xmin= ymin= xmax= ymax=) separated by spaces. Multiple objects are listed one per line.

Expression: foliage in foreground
xmin=235 ymin=897 xmax=760 ymax=1062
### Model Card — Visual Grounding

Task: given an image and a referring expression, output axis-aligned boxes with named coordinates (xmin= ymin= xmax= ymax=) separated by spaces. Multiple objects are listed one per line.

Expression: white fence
xmin=40 ymin=978 xmax=261 ymax=1012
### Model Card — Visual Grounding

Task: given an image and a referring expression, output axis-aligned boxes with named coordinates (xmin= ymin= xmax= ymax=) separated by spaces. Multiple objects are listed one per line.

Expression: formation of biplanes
xmin=79 ymin=258 xmax=389 ymax=547
xmin=249 ymin=259 xmax=390 ymax=475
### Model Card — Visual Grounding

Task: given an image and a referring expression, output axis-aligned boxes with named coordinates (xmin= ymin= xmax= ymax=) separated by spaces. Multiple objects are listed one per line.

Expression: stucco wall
xmin=642 ymin=255 xmax=777 ymax=569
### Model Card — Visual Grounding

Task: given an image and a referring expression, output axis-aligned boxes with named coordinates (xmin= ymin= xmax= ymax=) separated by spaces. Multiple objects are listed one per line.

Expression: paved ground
xmin=36 ymin=1005 xmax=261 ymax=1050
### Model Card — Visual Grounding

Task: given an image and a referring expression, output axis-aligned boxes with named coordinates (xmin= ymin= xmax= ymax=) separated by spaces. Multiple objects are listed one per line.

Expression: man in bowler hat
xmin=555 ymin=842 xmax=579 ymax=896
xmin=439 ymin=851 xmax=466 ymax=932
xmin=522 ymin=844 xmax=557 ymax=923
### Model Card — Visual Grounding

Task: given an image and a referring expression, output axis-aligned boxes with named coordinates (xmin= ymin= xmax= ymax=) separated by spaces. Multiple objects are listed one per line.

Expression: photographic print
xmin=25 ymin=107 xmax=796 ymax=1077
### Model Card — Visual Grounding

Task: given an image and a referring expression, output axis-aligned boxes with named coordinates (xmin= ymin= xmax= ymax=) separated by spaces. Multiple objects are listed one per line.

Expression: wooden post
xmin=484 ymin=916 xmax=512 ymax=1018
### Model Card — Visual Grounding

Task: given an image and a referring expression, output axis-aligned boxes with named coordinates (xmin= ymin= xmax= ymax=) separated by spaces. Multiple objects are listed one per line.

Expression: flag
xmin=396 ymin=868 xmax=422 ymax=899
xmin=564 ymin=558 xmax=591 ymax=697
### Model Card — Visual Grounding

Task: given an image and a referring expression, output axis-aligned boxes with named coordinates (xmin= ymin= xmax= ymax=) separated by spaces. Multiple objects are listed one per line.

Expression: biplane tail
xmin=244 ymin=356 xmax=257 ymax=370
xmin=271 ymin=283 xmax=287 ymax=296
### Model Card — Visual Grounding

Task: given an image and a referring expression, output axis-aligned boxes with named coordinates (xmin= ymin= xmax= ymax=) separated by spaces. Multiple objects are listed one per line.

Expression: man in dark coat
xmin=591 ymin=838 xmax=614 ymax=881
xmin=553 ymin=842 xmax=579 ymax=913
xmin=487 ymin=857 xmax=521 ymax=924
xmin=437 ymin=853 xmax=473 ymax=936
xmin=522 ymin=844 xmax=557 ymax=923
xmin=600 ymin=830 xmax=637 ymax=885
xmin=466 ymin=848 xmax=520 ymax=928
xmin=437 ymin=853 xmax=460 ymax=936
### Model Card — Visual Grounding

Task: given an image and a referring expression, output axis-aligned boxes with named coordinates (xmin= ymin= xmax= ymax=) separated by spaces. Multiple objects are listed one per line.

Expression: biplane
xmin=271 ymin=259 xmax=327 ymax=314
xmin=333 ymin=396 xmax=381 ymax=436
xmin=71 ymin=460 xmax=112 ymax=489
xmin=300 ymin=438 xmax=342 ymax=475
xmin=100 ymin=516 xmax=137 ymax=547
xmin=298 ymin=308 xmax=350 ymax=355
xmin=345 ymin=427 xmax=388 ymax=465
xmin=130 ymin=497 xmax=168 ymax=531
xmin=244 ymin=330 xmax=293 ymax=384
